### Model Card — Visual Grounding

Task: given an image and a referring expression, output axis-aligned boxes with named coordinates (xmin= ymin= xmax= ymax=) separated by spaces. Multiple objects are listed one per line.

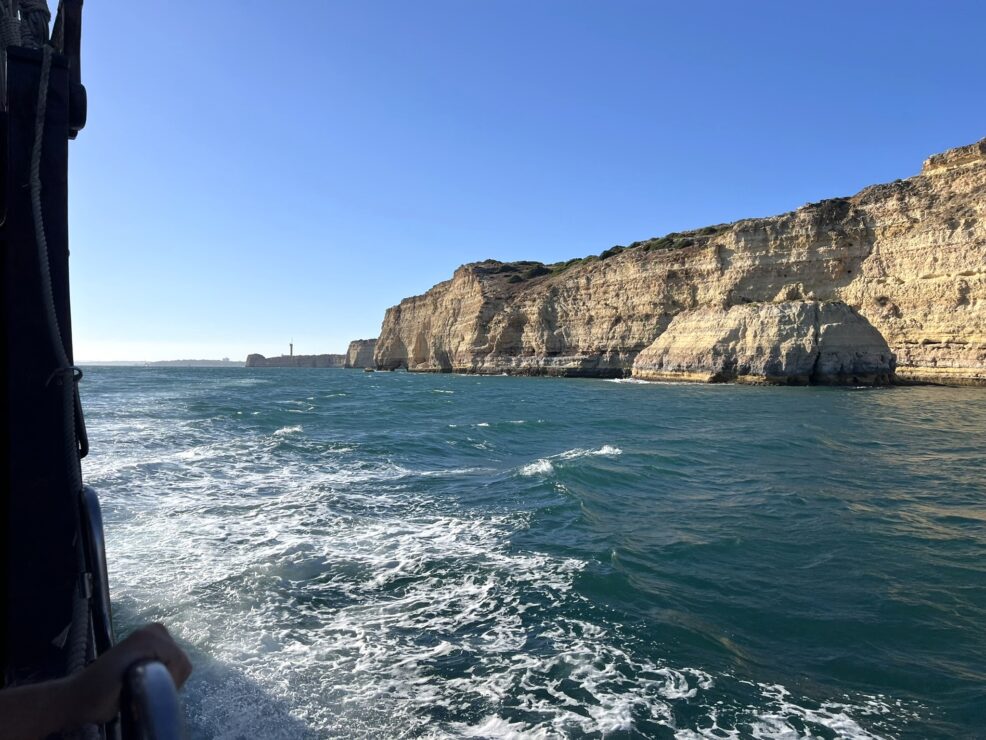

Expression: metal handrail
xmin=121 ymin=660 xmax=187 ymax=740
xmin=80 ymin=486 xmax=114 ymax=654
xmin=80 ymin=486 xmax=187 ymax=740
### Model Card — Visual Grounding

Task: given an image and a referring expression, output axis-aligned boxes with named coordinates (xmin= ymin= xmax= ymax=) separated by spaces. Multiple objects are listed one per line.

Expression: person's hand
xmin=65 ymin=622 xmax=193 ymax=725
xmin=0 ymin=623 xmax=191 ymax=739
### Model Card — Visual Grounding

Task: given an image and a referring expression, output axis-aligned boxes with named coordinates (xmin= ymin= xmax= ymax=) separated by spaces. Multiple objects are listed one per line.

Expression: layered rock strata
xmin=375 ymin=138 xmax=986 ymax=385
xmin=245 ymin=353 xmax=346 ymax=368
xmin=631 ymin=301 xmax=895 ymax=384
xmin=345 ymin=339 xmax=378 ymax=369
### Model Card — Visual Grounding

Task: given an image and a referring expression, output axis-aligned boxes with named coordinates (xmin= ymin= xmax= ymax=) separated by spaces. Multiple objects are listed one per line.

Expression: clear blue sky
xmin=70 ymin=1 xmax=986 ymax=361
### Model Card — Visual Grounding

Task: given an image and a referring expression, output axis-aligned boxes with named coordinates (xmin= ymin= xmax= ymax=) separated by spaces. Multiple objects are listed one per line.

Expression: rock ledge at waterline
xmin=373 ymin=138 xmax=986 ymax=385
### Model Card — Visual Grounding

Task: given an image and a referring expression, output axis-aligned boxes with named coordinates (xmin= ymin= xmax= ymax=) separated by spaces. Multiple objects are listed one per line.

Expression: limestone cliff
xmin=245 ymin=353 xmax=346 ymax=368
xmin=632 ymin=301 xmax=894 ymax=384
xmin=375 ymin=138 xmax=986 ymax=385
xmin=345 ymin=339 xmax=378 ymax=369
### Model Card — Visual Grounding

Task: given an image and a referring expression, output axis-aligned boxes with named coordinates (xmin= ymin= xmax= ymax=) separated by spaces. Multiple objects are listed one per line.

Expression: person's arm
xmin=0 ymin=622 xmax=192 ymax=740
xmin=0 ymin=675 xmax=77 ymax=740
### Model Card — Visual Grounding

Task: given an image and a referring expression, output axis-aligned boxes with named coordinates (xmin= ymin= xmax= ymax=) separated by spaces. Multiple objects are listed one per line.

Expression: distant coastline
xmin=81 ymin=359 xmax=245 ymax=368
xmin=243 ymin=339 xmax=378 ymax=369
xmin=245 ymin=353 xmax=345 ymax=368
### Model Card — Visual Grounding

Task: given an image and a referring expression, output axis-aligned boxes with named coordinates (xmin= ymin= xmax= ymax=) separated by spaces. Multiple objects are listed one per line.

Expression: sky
xmin=69 ymin=1 xmax=986 ymax=361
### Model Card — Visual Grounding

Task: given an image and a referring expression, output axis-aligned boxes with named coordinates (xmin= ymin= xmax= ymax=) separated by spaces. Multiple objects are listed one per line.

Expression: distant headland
xmin=245 ymin=353 xmax=346 ymax=368
xmin=245 ymin=339 xmax=378 ymax=369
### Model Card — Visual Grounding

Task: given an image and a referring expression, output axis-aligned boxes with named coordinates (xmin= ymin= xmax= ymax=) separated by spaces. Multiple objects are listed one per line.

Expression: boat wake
xmin=80 ymin=370 xmax=925 ymax=738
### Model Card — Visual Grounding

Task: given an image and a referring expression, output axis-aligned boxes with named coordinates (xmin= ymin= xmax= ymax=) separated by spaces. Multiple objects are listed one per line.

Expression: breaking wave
xmin=519 ymin=445 xmax=622 ymax=477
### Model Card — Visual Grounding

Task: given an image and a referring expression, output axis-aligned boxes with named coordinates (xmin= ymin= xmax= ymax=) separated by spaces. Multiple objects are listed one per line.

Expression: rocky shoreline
xmin=371 ymin=138 xmax=986 ymax=386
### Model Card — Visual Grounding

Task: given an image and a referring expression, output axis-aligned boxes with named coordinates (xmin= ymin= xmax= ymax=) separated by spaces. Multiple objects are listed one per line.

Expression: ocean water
xmin=80 ymin=367 xmax=986 ymax=739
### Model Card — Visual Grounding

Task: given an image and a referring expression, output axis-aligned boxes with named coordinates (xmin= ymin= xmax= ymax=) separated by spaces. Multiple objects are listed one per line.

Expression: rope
xmin=0 ymin=1 xmax=21 ymax=106
xmin=31 ymin=45 xmax=96 ymax=740
xmin=31 ymin=41 xmax=84 ymax=651
xmin=0 ymin=10 xmax=21 ymax=51
xmin=31 ymin=43 xmax=70 ymax=369
xmin=18 ymin=0 xmax=49 ymax=49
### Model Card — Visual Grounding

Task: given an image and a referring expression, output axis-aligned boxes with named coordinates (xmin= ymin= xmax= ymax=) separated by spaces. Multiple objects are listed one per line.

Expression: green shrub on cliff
xmin=640 ymin=232 xmax=704 ymax=252
xmin=599 ymin=245 xmax=626 ymax=260
xmin=643 ymin=233 xmax=678 ymax=251
xmin=541 ymin=222 xmax=735 ymax=279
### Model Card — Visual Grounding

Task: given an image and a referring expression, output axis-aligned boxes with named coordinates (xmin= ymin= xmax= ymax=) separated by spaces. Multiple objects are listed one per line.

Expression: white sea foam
xmin=519 ymin=459 xmax=554 ymax=477
xmin=86 ymin=395 xmax=903 ymax=739
xmin=272 ymin=425 xmax=303 ymax=437
xmin=564 ymin=444 xmax=622 ymax=458
xmin=229 ymin=377 xmax=269 ymax=387
xmin=520 ymin=445 xmax=622 ymax=476
xmin=419 ymin=467 xmax=491 ymax=477
xmin=604 ymin=377 xmax=708 ymax=387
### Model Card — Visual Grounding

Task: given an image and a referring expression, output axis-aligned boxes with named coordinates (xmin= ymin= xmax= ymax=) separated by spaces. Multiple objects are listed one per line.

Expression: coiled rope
xmin=0 ymin=4 xmax=21 ymax=50
xmin=18 ymin=0 xmax=50 ymax=48
xmin=1 ymin=0 xmax=58 ymax=105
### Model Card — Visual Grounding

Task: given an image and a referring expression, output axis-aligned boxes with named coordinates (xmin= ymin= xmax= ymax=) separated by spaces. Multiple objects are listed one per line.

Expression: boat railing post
xmin=80 ymin=485 xmax=114 ymax=654
xmin=121 ymin=660 xmax=188 ymax=740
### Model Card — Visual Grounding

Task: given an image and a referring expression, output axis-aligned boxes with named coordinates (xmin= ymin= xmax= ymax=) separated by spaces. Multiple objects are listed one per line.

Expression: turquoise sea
xmin=81 ymin=367 xmax=986 ymax=738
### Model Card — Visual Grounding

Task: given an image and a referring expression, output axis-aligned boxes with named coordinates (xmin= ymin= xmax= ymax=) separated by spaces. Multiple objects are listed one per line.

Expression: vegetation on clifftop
xmin=471 ymin=221 xmax=741 ymax=285
xmin=541 ymin=223 xmax=733 ymax=276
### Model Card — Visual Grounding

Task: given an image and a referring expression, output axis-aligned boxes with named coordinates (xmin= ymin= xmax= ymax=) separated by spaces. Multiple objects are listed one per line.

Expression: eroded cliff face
xmin=632 ymin=301 xmax=895 ymax=385
xmin=345 ymin=339 xmax=378 ymax=369
xmin=375 ymin=138 xmax=986 ymax=385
